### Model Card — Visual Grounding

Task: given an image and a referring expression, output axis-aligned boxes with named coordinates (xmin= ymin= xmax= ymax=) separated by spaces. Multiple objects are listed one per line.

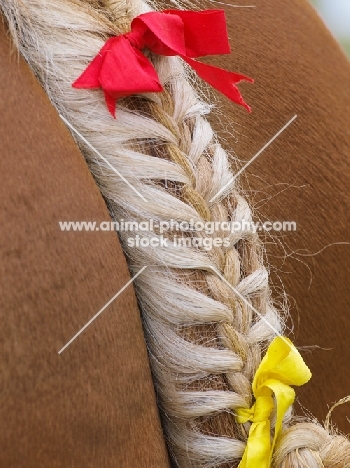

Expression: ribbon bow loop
xmin=236 ymin=337 xmax=312 ymax=468
xmin=131 ymin=12 xmax=187 ymax=56
xmin=73 ymin=9 xmax=253 ymax=117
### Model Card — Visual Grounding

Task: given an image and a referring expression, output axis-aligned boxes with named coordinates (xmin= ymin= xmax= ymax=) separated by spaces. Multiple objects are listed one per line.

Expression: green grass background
xmin=309 ymin=0 xmax=350 ymax=56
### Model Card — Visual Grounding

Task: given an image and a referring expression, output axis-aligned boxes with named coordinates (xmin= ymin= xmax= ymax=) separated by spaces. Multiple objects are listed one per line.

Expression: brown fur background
xmin=0 ymin=18 xmax=170 ymax=468
xmin=204 ymin=0 xmax=349 ymax=434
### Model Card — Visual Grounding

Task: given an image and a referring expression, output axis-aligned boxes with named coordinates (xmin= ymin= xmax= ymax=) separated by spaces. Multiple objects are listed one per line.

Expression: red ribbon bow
xmin=73 ymin=9 xmax=253 ymax=117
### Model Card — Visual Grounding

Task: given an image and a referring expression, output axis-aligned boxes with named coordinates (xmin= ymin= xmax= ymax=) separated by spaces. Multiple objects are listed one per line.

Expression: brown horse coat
xmin=204 ymin=0 xmax=350 ymax=433
xmin=1 ymin=0 xmax=349 ymax=466
xmin=0 ymin=18 xmax=170 ymax=468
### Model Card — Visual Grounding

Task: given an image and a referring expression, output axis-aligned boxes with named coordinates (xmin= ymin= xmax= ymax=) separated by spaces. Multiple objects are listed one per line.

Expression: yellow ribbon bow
xmin=236 ymin=336 xmax=312 ymax=468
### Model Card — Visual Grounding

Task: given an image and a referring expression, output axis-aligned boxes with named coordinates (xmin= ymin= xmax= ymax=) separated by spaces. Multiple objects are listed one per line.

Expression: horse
xmin=1 ymin=0 xmax=349 ymax=466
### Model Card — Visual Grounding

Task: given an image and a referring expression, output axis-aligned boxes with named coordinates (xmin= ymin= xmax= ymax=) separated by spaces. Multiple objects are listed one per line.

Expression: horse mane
xmin=1 ymin=0 xmax=348 ymax=466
